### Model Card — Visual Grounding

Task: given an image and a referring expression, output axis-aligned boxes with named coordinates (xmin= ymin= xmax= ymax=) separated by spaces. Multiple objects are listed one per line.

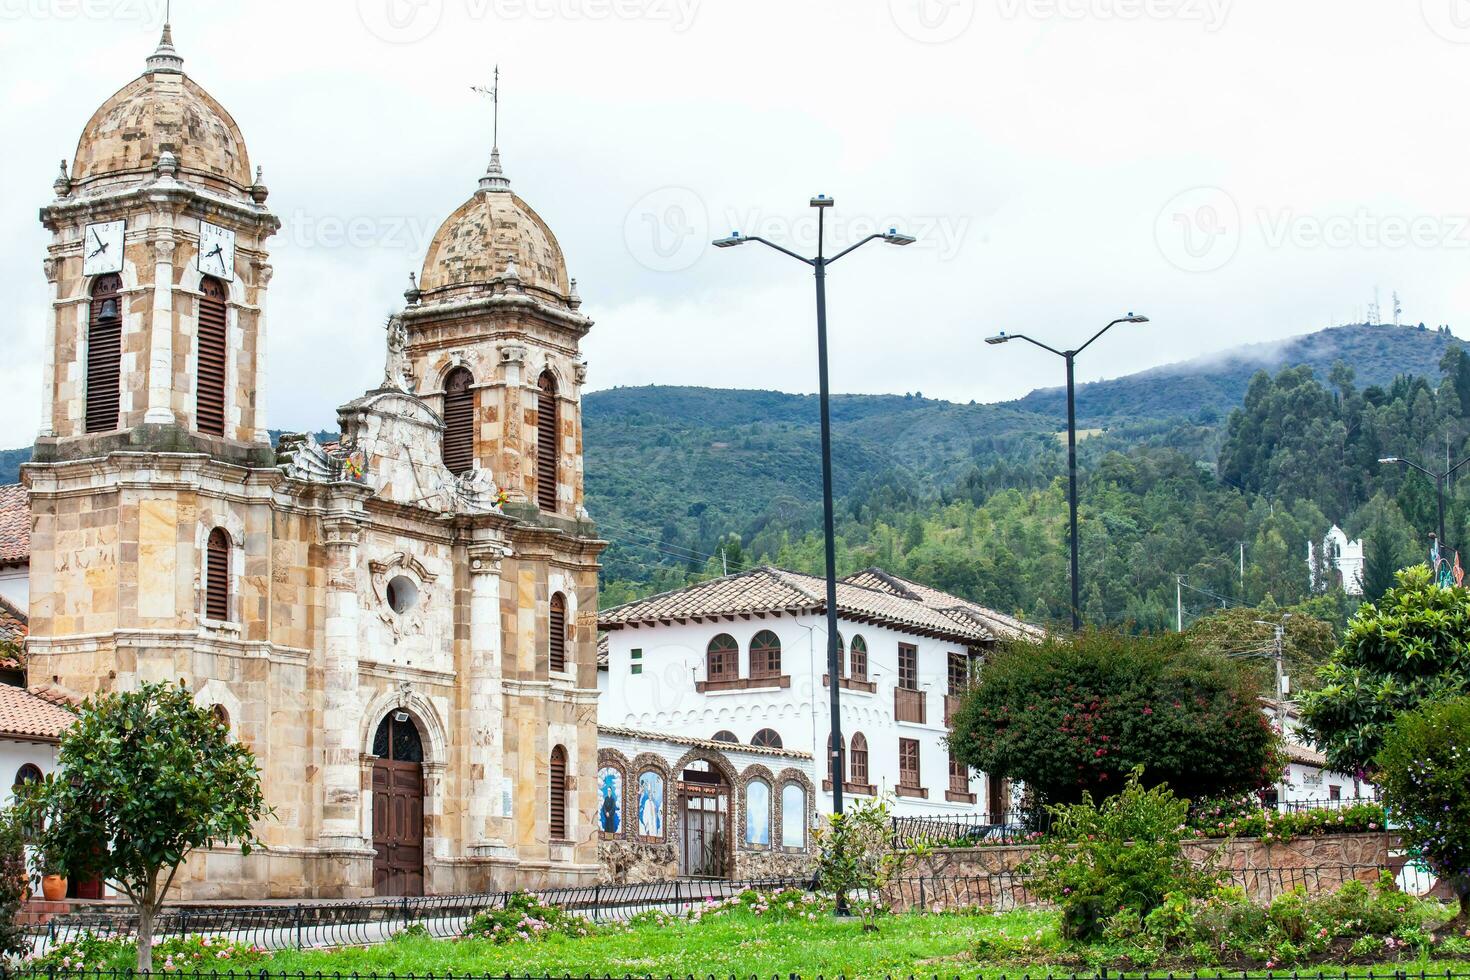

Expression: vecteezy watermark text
xmin=0 ymin=0 xmax=165 ymax=23
xmin=357 ymin=0 xmax=699 ymax=44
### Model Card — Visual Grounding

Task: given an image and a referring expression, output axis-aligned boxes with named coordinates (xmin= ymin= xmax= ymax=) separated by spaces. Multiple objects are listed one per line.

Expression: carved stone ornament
xmin=452 ymin=467 xmax=509 ymax=514
xmin=498 ymin=344 xmax=527 ymax=366
xmin=383 ymin=314 xmax=416 ymax=393
xmin=276 ymin=432 xmax=339 ymax=482
xmin=369 ymin=553 xmax=437 ymax=642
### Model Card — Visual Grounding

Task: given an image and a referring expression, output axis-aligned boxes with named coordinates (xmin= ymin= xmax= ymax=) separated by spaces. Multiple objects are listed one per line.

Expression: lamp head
xmin=882 ymin=228 xmax=917 ymax=246
xmin=810 ymin=194 xmax=835 ymax=209
xmin=1123 ymin=313 xmax=1150 ymax=323
xmin=985 ymin=333 xmax=1010 ymax=346
xmin=713 ymin=232 xmax=746 ymax=248
xmin=1379 ymin=457 xmax=1402 ymax=464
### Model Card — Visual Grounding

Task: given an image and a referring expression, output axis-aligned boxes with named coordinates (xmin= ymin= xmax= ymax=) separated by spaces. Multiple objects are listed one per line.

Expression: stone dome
xmin=418 ymin=151 xmax=571 ymax=304
xmin=70 ymin=26 xmax=252 ymax=196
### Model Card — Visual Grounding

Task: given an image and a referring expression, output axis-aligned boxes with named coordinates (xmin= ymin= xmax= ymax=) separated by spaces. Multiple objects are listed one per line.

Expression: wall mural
xmin=598 ymin=767 xmax=622 ymax=834
xmin=781 ymin=783 xmax=806 ymax=848
xmin=637 ymin=771 xmax=664 ymax=837
xmin=746 ymin=779 xmax=771 ymax=845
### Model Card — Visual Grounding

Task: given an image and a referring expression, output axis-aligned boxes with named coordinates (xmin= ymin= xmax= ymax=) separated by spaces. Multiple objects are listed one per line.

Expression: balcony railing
xmin=944 ymin=694 xmax=964 ymax=726
xmin=895 ymin=687 xmax=926 ymax=724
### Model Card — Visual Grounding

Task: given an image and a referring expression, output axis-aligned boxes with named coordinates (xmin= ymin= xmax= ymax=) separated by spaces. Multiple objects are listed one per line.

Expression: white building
xmin=597 ymin=566 xmax=1043 ymax=832
xmin=1308 ymin=525 xmax=1365 ymax=596
xmin=1263 ymin=699 xmax=1375 ymax=806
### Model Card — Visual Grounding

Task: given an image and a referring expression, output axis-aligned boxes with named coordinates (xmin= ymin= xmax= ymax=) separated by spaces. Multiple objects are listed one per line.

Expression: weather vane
xmin=471 ymin=66 xmax=500 ymax=150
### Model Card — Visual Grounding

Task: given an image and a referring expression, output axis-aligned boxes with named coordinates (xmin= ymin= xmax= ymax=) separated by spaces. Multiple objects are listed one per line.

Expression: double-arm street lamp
xmin=713 ymin=197 xmax=914 ymax=827
xmin=985 ymin=315 xmax=1150 ymax=631
xmin=1378 ymin=454 xmax=1470 ymax=554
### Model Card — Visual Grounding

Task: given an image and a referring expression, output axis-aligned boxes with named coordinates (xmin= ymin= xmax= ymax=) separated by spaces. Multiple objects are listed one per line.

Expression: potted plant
xmin=39 ymin=843 xmax=66 ymax=902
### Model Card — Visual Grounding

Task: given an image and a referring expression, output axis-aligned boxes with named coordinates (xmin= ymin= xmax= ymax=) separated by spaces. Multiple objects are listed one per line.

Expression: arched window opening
xmin=549 ymin=745 xmax=569 ymax=840
xmin=711 ymin=730 xmax=738 ymax=744
xmin=13 ymin=765 xmax=43 ymax=837
xmin=549 ymin=593 xmax=568 ymax=673
xmin=196 ymin=276 xmax=228 ymax=436
xmin=850 ymin=733 xmax=869 ymax=786
xmin=536 ymin=371 xmax=559 ymax=512
xmin=850 ymin=635 xmax=868 ymax=681
xmin=745 ymin=778 xmax=771 ymax=845
xmin=442 ymin=367 xmax=475 ymax=475
xmin=211 ymin=704 xmax=230 ymax=730
xmin=372 ymin=712 xmax=424 ymax=763
xmin=751 ymin=728 xmax=783 ymax=749
xmin=750 ymin=630 xmax=781 ymax=680
xmin=706 ymin=634 xmax=738 ymax=682
xmin=205 ymin=527 xmax=230 ymax=622
xmin=85 ymin=274 xmax=123 ymax=434
xmin=781 ymin=783 xmax=807 ymax=848
xmin=13 ymin=765 xmax=41 ymax=789
xmin=834 ymin=632 xmax=846 ymax=678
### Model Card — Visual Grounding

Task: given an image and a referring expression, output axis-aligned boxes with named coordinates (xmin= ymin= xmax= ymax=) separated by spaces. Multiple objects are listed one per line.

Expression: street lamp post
xmin=985 ymin=316 xmax=1150 ymax=631
xmin=713 ymin=200 xmax=914 ymax=835
xmin=1378 ymin=454 xmax=1470 ymax=553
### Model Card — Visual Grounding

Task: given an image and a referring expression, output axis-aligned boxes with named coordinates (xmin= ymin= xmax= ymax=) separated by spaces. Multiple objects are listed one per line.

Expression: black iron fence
xmin=29 ymin=864 xmax=1398 ymax=951
xmin=2 ymin=970 xmax=1465 ymax=980
xmin=890 ymin=812 xmax=1050 ymax=848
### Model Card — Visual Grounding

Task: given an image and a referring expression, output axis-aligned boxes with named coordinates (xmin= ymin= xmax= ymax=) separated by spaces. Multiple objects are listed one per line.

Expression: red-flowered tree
xmin=948 ymin=630 xmax=1282 ymax=810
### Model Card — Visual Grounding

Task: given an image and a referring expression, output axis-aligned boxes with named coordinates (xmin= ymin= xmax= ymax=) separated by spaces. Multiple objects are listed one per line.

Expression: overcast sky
xmin=2 ymin=0 xmax=1469 ymax=438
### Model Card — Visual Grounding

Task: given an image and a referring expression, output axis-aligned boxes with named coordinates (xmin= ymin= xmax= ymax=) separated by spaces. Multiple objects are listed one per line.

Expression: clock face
xmin=82 ymin=220 xmax=125 ymax=276
xmin=198 ymin=221 xmax=237 ymax=282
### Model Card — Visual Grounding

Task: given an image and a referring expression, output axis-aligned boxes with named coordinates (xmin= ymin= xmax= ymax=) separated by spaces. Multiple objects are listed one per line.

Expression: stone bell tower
xmin=35 ymin=23 xmax=279 ymax=463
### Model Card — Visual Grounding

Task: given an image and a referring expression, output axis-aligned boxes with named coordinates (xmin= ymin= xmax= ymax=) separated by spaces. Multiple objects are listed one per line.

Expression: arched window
xmin=13 ymin=765 xmax=43 ymax=837
xmin=536 ymin=371 xmax=559 ymax=512
xmin=850 ymin=733 xmax=869 ymax=786
xmin=597 ymin=767 xmax=623 ymax=835
xmin=442 ymin=367 xmax=475 ymax=475
xmin=711 ymin=730 xmax=738 ymax=744
xmin=211 ymin=704 xmax=230 ymax=729
xmin=196 ymin=276 xmax=228 ymax=436
xmin=745 ymin=778 xmax=771 ymax=845
xmin=13 ymin=765 xmax=42 ymax=790
xmin=834 ymin=632 xmax=846 ymax=678
xmin=205 ymin=527 xmax=230 ymax=622
xmin=850 ymin=635 xmax=868 ymax=681
xmin=751 ymin=728 xmax=783 ymax=749
xmin=85 ymin=273 xmax=123 ymax=434
xmin=781 ymin=783 xmax=807 ymax=848
xmin=372 ymin=712 xmax=424 ymax=762
xmin=750 ymin=630 xmax=781 ymax=679
xmin=636 ymin=771 xmax=665 ymax=838
xmin=549 ymin=744 xmax=569 ymax=840
xmin=706 ymin=634 xmax=738 ymax=682
xmin=549 ymin=593 xmax=568 ymax=673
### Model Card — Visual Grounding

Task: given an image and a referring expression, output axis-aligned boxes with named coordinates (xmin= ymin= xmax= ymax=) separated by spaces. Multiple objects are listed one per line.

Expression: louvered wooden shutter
xmin=206 ymin=528 xmax=230 ymax=621
xmin=442 ymin=368 xmax=475 ymax=475
xmin=85 ymin=274 xmax=123 ymax=434
xmin=537 ymin=373 xmax=558 ymax=512
xmin=549 ymin=745 xmax=568 ymax=839
xmin=196 ymin=277 xmax=228 ymax=436
xmin=851 ymin=734 xmax=869 ymax=784
xmin=549 ymin=593 xmax=567 ymax=673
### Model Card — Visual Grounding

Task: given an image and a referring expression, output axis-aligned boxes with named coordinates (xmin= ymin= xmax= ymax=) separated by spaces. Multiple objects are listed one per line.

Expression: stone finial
xmin=503 ymin=256 xmax=521 ymax=282
xmin=568 ymin=278 xmax=582 ymax=310
xmin=53 ymin=159 xmax=71 ymax=197
xmin=478 ymin=147 xmax=511 ymax=194
xmin=249 ymin=166 xmax=270 ymax=204
xmin=146 ymin=20 xmax=184 ymax=74
xmin=155 ymin=150 xmax=179 ymax=181
xmin=404 ymin=272 xmax=422 ymax=306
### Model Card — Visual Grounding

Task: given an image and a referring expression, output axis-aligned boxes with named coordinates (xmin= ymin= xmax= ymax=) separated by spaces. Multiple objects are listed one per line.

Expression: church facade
xmin=20 ymin=25 xmax=604 ymax=899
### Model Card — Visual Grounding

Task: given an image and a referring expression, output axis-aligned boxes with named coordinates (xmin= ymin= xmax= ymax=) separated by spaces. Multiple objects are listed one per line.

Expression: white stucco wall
xmin=601 ymin=615 xmax=999 ymax=817
xmin=0 ymin=738 xmax=58 ymax=806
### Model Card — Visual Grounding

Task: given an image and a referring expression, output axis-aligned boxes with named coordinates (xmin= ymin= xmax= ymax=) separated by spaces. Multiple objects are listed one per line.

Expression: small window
xmin=707 ymin=634 xmax=738 ymax=681
xmin=850 ymin=635 xmax=868 ymax=681
xmin=549 ymin=593 xmax=568 ymax=673
xmin=898 ymin=644 xmax=919 ymax=690
xmin=750 ymin=630 xmax=781 ymax=679
xmin=751 ymin=728 xmax=783 ymax=749
xmin=630 ymin=649 xmax=643 ymax=676
xmin=537 ymin=371 xmax=559 ymax=512
xmin=1329 ymin=785 xmax=1342 ymax=801
xmin=13 ymin=765 xmax=42 ymax=789
xmin=211 ymin=704 xmax=230 ymax=729
xmin=948 ymin=653 xmax=969 ymax=696
xmin=712 ymin=730 xmax=738 ymax=744
xmin=549 ymin=744 xmax=569 ymax=840
xmin=899 ymin=738 xmax=921 ymax=789
xmin=205 ymin=527 xmax=230 ymax=622
xmin=442 ymin=367 xmax=476 ymax=475
xmin=850 ymin=733 xmax=869 ymax=785
xmin=781 ymin=783 xmax=807 ymax=848
xmin=745 ymin=779 xmax=771 ymax=845
xmin=386 ymin=575 xmax=418 ymax=615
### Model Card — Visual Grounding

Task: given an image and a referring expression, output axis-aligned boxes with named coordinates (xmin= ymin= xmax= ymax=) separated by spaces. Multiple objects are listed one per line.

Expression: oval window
xmin=386 ymin=575 xmax=419 ymax=614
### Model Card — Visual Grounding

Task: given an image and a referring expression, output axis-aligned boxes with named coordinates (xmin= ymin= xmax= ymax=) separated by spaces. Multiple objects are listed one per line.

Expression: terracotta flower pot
xmin=40 ymin=874 xmax=66 ymax=902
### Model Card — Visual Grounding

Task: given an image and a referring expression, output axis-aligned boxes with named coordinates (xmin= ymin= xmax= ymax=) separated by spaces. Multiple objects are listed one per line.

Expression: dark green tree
xmin=1360 ymin=520 xmax=1402 ymax=602
xmin=948 ymin=630 xmax=1281 ymax=809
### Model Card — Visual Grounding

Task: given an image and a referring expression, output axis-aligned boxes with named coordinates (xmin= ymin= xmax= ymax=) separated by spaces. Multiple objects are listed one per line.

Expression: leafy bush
xmin=1187 ymin=797 xmax=1387 ymax=842
xmin=460 ymin=892 xmax=593 ymax=944
xmin=1302 ymin=566 xmax=1470 ymax=775
xmin=688 ymin=887 xmax=828 ymax=924
xmin=813 ymin=795 xmax=900 ymax=930
xmin=1020 ymin=770 xmax=1222 ymax=940
xmin=0 ymin=807 xmax=32 ymax=958
xmin=949 ymin=630 xmax=1282 ymax=809
xmin=26 ymin=933 xmax=264 ymax=972
xmin=1376 ymin=694 xmax=1470 ymax=922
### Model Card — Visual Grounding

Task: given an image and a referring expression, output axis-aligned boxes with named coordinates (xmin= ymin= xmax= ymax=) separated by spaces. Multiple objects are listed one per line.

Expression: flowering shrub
xmin=460 ymin=891 xmax=593 ymax=944
xmin=697 ymin=887 xmax=828 ymax=923
xmin=1187 ymin=797 xmax=1388 ymax=843
xmin=27 ymin=933 xmax=264 ymax=972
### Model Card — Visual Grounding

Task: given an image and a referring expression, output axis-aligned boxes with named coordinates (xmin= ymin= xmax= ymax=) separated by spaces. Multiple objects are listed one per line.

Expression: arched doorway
xmin=677 ymin=759 xmax=731 ymax=879
xmin=372 ymin=712 xmax=425 ymax=896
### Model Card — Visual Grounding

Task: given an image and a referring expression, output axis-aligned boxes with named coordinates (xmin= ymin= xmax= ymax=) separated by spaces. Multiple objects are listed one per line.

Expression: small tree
xmin=1187 ymin=606 xmax=1337 ymax=691
xmin=1301 ymin=565 xmax=1470 ymax=776
xmin=812 ymin=795 xmax=899 ymax=931
xmin=1375 ymin=696 xmax=1470 ymax=927
xmin=949 ymin=630 xmax=1281 ymax=809
xmin=19 ymin=682 xmax=269 ymax=971
xmin=1021 ymin=770 xmax=1222 ymax=940
xmin=0 ymin=807 xmax=32 ymax=958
